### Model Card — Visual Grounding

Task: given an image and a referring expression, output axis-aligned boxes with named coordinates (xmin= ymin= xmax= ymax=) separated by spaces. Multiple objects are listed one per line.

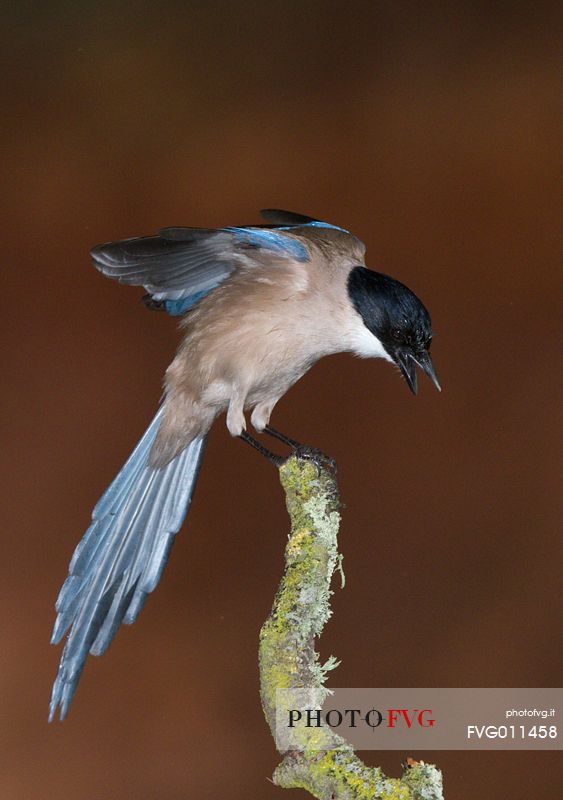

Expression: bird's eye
xmin=391 ymin=327 xmax=402 ymax=341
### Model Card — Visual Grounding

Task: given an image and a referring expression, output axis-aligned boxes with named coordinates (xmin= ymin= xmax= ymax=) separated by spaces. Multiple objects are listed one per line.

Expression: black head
xmin=347 ymin=267 xmax=440 ymax=394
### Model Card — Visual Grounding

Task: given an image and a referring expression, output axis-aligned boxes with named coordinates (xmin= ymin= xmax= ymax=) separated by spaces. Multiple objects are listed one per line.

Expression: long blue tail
xmin=49 ymin=407 xmax=206 ymax=721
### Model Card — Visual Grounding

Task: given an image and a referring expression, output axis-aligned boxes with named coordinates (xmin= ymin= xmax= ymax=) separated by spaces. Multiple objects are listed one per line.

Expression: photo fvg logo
xmin=288 ymin=708 xmax=436 ymax=730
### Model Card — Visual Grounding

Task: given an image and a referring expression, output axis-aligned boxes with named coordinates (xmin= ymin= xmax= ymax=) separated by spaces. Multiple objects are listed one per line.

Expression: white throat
xmin=346 ymin=316 xmax=392 ymax=361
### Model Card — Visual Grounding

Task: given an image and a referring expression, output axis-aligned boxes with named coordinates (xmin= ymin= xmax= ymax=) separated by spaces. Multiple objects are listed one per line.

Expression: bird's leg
xmin=242 ymin=406 xmax=337 ymax=473
xmin=262 ymin=425 xmax=301 ymax=449
xmin=239 ymin=430 xmax=285 ymax=467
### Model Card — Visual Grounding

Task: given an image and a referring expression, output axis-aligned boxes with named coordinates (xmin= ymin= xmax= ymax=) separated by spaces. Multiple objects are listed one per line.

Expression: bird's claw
xmin=290 ymin=445 xmax=337 ymax=475
xmin=240 ymin=428 xmax=337 ymax=474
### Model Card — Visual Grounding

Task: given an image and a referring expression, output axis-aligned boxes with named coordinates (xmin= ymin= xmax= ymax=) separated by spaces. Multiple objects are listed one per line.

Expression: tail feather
xmin=49 ymin=407 xmax=206 ymax=722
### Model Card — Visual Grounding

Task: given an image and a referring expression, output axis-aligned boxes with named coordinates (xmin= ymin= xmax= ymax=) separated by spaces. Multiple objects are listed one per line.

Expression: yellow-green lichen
xmin=259 ymin=455 xmax=443 ymax=800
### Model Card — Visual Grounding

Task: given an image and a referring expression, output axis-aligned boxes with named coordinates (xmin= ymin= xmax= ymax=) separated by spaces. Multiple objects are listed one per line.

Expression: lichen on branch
xmin=258 ymin=456 xmax=443 ymax=800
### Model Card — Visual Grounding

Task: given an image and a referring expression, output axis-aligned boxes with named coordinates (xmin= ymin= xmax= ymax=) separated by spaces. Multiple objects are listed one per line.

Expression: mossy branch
xmin=259 ymin=457 xmax=443 ymax=800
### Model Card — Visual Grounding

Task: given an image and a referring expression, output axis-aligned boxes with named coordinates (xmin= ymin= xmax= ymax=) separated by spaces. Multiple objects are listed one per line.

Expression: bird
xmin=49 ymin=208 xmax=440 ymax=721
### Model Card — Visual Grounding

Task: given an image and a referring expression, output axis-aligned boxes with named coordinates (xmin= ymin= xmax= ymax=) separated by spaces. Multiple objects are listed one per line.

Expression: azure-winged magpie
xmin=49 ymin=208 xmax=440 ymax=721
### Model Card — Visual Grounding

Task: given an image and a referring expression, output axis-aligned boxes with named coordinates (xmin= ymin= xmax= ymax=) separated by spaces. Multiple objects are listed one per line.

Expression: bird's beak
xmin=396 ymin=350 xmax=441 ymax=394
xmin=396 ymin=351 xmax=418 ymax=394
xmin=414 ymin=350 xmax=441 ymax=392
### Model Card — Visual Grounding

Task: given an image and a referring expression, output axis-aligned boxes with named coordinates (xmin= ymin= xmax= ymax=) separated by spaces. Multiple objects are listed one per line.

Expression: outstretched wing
xmin=91 ymin=224 xmax=310 ymax=316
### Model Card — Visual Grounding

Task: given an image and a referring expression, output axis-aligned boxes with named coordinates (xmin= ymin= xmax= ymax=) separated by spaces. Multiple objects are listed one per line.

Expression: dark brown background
xmin=2 ymin=2 xmax=561 ymax=798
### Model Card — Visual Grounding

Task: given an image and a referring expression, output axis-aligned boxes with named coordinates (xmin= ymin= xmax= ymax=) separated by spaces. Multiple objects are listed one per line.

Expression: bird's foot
xmin=264 ymin=426 xmax=336 ymax=473
xmin=239 ymin=428 xmax=336 ymax=474
xmin=290 ymin=445 xmax=337 ymax=475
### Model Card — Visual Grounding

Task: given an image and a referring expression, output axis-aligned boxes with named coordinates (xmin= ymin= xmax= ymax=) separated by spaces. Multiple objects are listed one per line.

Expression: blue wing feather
xmin=162 ymin=291 xmax=212 ymax=316
xmin=226 ymin=226 xmax=310 ymax=261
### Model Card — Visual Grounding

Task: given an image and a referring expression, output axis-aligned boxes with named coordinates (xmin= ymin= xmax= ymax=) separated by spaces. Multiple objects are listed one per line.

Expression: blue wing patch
xmin=301 ymin=220 xmax=350 ymax=233
xmin=162 ymin=291 xmax=211 ymax=316
xmin=227 ymin=227 xmax=310 ymax=262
